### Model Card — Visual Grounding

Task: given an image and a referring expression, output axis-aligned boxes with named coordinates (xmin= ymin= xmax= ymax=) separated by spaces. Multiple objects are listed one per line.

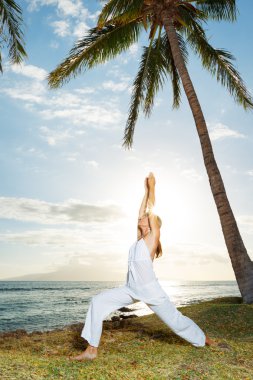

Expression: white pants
xmin=81 ymin=284 xmax=206 ymax=348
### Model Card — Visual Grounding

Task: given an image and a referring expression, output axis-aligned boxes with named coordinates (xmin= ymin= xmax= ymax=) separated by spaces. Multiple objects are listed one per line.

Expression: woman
xmin=70 ymin=172 xmax=215 ymax=361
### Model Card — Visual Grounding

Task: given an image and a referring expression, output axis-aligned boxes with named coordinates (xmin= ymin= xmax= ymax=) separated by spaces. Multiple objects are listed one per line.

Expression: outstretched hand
xmin=144 ymin=177 xmax=149 ymax=193
xmin=148 ymin=172 xmax=156 ymax=188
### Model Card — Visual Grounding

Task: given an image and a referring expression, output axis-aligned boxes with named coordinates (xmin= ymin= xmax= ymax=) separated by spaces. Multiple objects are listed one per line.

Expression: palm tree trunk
xmin=161 ymin=10 xmax=253 ymax=303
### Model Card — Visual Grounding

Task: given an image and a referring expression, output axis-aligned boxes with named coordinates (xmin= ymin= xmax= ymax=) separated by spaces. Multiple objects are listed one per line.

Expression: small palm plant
xmin=0 ymin=0 xmax=27 ymax=72
xmin=47 ymin=0 xmax=253 ymax=303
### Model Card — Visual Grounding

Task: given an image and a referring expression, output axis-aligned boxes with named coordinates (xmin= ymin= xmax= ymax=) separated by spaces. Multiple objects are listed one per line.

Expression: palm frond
xmin=143 ymin=31 xmax=183 ymax=116
xmin=170 ymin=57 xmax=181 ymax=109
xmin=193 ymin=0 xmax=237 ymax=22
xmin=185 ymin=21 xmax=253 ymax=109
xmin=161 ymin=33 xmax=182 ymax=109
xmin=174 ymin=31 xmax=189 ymax=66
xmin=0 ymin=0 xmax=27 ymax=71
xmin=0 ymin=50 xmax=2 ymax=72
xmin=142 ymin=32 xmax=169 ymax=118
xmin=122 ymin=40 xmax=154 ymax=150
xmin=177 ymin=2 xmax=207 ymax=25
xmin=122 ymin=28 xmax=187 ymax=149
xmin=47 ymin=20 xmax=142 ymax=89
xmin=97 ymin=0 xmax=143 ymax=28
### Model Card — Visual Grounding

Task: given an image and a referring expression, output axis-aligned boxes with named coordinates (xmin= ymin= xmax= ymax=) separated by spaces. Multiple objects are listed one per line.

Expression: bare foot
xmin=69 ymin=344 xmax=98 ymax=361
xmin=205 ymin=335 xmax=217 ymax=346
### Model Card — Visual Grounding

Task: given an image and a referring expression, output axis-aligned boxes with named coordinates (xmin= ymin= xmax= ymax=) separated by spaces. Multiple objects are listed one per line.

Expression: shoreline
xmin=0 ymin=295 xmax=252 ymax=380
xmin=0 ymin=295 xmax=243 ymax=338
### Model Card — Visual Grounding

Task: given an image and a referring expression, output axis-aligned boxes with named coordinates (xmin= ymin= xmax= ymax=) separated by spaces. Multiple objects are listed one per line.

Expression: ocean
xmin=0 ymin=280 xmax=241 ymax=333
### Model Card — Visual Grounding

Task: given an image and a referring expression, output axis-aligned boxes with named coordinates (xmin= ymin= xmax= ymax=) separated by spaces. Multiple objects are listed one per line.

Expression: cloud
xmin=246 ymin=170 xmax=253 ymax=177
xmin=0 ymin=228 xmax=105 ymax=251
xmin=9 ymin=63 xmax=48 ymax=81
xmin=237 ymin=215 xmax=253 ymax=234
xmin=50 ymin=20 xmax=70 ymax=36
xmin=102 ymin=80 xmax=129 ymax=92
xmin=0 ymin=63 xmax=124 ymax=130
xmin=163 ymin=242 xmax=228 ymax=265
xmin=39 ymin=125 xmax=74 ymax=145
xmin=86 ymin=160 xmax=99 ymax=168
xmin=0 ymin=197 xmax=125 ymax=225
xmin=38 ymin=102 xmax=123 ymax=128
xmin=180 ymin=168 xmax=203 ymax=182
xmin=208 ymin=122 xmax=245 ymax=141
xmin=3 ymin=254 xmax=127 ymax=281
xmin=0 ymin=79 xmax=46 ymax=104
xmin=73 ymin=21 xmax=89 ymax=38
xmin=16 ymin=145 xmax=47 ymax=159
xmin=128 ymin=43 xmax=139 ymax=56
xmin=172 ymin=153 xmax=203 ymax=182
xmin=26 ymin=0 xmax=99 ymax=39
xmin=26 ymin=0 xmax=90 ymax=18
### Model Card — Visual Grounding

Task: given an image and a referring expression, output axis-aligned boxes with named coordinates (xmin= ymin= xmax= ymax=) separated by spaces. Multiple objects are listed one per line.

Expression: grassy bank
xmin=0 ymin=296 xmax=252 ymax=380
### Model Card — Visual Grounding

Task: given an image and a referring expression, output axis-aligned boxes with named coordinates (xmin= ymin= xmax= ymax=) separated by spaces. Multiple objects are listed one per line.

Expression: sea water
xmin=0 ymin=280 xmax=240 ymax=333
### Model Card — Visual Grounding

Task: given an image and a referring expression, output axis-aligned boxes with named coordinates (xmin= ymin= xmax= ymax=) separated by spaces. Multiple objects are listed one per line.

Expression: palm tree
xmin=47 ymin=0 xmax=253 ymax=304
xmin=0 ymin=0 xmax=27 ymax=73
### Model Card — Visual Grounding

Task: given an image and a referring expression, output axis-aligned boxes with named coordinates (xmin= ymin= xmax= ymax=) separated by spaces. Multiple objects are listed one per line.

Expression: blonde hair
xmin=156 ymin=215 xmax=162 ymax=228
xmin=155 ymin=215 xmax=162 ymax=259
xmin=155 ymin=239 xmax=163 ymax=259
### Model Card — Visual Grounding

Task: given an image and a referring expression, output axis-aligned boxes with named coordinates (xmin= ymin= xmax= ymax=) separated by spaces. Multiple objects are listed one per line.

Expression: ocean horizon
xmin=0 ymin=280 xmax=241 ymax=333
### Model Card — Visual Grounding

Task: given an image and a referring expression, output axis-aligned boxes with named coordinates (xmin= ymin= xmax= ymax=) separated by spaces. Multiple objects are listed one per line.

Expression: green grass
xmin=0 ymin=296 xmax=252 ymax=380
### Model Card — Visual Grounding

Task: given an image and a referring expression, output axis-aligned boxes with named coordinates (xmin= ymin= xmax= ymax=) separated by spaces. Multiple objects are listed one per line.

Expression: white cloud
xmin=16 ymin=145 xmax=47 ymax=159
xmin=237 ymin=215 xmax=253 ymax=234
xmin=0 ymin=197 xmax=125 ymax=225
xmin=74 ymin=88 xmax=95 ymax=95
xmin=10 ymin=63 xmax=48 ymax=81
xmin=39 ymin=125 xmax=73 ymax=145
xmin=246 ymin=170 xmax=253 ymax=177
xmin=154 ymin=98 xmax=163 ymax=107
xmin=39 ymin=103 xmax=123 ymax=128
xmin=129 ymin=43 xmax=138 ymax=56
xmin=0 ymin=65 xmax=124 ymax=130
xmin=164 ymin=242 xmax=228 ymax=265
xmin=180 ymin=168 xmax=203 ymax=182
xmin=27 ymin=0 xmax=89 ymax=18
xmin=223 ymin=164 xmax=238 ymax=174
xmin=26 ymin=0 xmax=98 ymax=39
xmin=1 ymin=86 xmax=45 ymax=104
xmin=208 ymin=122 xmax=245 ymax=141
xmin=64 ymin=152 xmax=79 ymax=162
xmin=50 ymin=20 xmax=70 ymax=36
xmin=102 ymin=80 xmax=129 ymax=92
xmin=73 ymin=21 xmax=89 ymax=38
xmin=56 ymin=0 xmax=88 ymax=18
xmin=86 ymin=160 xmax=99 ymax=168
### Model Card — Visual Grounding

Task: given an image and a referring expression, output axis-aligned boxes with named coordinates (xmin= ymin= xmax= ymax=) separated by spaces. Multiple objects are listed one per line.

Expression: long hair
xmin=155 ymin=239 xmax=163 ymax=259
xmin=138 ymin=212 xmax=163 ymax=259
xmin=155 ymin=215 xmax=163 ymax=259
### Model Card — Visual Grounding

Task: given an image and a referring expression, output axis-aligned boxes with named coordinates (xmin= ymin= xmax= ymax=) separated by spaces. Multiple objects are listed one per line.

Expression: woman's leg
xmin=147 ymin=298 xmax=206 ymax=347
xmin=80 ymin=285 xmax=136 ymax=348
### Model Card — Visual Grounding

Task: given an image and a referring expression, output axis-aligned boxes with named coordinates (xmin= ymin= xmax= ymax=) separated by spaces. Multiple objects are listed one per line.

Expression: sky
xmin=0 ymin=0 xmax=252 ymax=282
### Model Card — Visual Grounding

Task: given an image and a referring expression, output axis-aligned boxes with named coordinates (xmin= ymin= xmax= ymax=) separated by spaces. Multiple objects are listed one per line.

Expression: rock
xmin=217 ymin=342 xmax=232 ymax=350
xmin=119 ymin=314 xmax=138 ymax=319
xmin=0 ymin=329 xmax=28 ymax=338
xmin=111 ymin=316 xmax=121 ymax=322
xmin=118 ymin=307 xmax=133 ymax=312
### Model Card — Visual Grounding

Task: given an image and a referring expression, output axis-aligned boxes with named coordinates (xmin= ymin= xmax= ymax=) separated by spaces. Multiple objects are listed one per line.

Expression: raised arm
xmin=147 ymin=173 xmax=160 ymax=238
xmin=137 ymin=177 xmax=150 ymax=240
xmin=147 ymin=172 xmax=156 ymax=212
xmin=138 ymin=177 xmax=149 ymax=218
